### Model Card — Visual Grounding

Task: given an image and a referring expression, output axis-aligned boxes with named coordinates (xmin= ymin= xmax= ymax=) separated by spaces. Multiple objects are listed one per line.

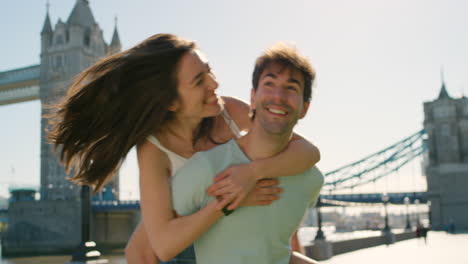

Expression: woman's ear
xmin=168 ymin=100 xmax=180 ymax=112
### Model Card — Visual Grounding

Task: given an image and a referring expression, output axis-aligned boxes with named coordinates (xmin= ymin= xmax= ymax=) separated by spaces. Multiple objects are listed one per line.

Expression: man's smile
xmin=266 ymin=107 xmax=287 ymax=116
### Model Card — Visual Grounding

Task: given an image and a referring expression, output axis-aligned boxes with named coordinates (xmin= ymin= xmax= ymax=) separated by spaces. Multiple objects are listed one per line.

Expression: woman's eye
xmin=196 ymin=77 xmax=204 ymax=86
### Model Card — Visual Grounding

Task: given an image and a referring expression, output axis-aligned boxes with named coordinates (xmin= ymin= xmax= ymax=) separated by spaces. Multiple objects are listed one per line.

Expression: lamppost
xmin=404 ymin=196 xmax=412 ymax=231
xmin=381 ymin=193 xmax=394 ymax=244
xmin=68 ymin=185 xmax=108 ymax=264
xmin=311 ymin=196 xmax=333 ymax=260
xmin=315 ymin=196 xmax=326 ymax=240
xmin=382 ymin=193 xmax=390 ymax=232
xmin=415 ymin=199 xmax=420 ymax=225
xmin=427 ymin=201 xmax=432 ymax=228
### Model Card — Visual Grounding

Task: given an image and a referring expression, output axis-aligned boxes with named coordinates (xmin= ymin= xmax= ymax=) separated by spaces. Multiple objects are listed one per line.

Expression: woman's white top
xmin=146 ymin=109 xmax=242 ymax=176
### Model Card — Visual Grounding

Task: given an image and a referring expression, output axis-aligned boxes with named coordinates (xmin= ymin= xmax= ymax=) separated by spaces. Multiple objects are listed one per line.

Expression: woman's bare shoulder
xmin=137 ymin=138 xmax=171 ymax=175
xmin=222 ymin=96 xmax=249 ymax=110
xmin=221 ymin=96 xmax=251 ymax=131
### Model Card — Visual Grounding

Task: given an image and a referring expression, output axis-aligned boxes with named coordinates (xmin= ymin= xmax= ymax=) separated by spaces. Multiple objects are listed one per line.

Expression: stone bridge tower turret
xmin=39 ymin=0 xmax=121 ymax=200
xmin=424 ymin=76 xmax=468 ymax=230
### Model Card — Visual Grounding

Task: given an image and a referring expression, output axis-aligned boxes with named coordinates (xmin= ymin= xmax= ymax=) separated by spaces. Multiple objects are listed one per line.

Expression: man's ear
xmin=250 ymin=88 xmax=256 ymax=111
xmin=299 ymin=100 xmax=310 ymax=119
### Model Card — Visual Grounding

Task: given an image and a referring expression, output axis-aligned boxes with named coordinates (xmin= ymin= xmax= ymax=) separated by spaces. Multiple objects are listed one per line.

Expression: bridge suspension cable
xmin=323 ymin=129 xmax=427 ymax=192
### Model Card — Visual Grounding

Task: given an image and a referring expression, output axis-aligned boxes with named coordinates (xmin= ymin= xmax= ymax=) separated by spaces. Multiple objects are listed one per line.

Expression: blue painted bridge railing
xmin=91 ymin=200 xmax=140 ymax=212
xmin=321 ymin=191 xmax=427 ymax=205
xmin=90 ymin=191 xmax=428 ymax=212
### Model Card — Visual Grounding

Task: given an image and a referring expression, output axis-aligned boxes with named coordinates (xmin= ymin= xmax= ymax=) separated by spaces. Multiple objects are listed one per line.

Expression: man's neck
xmin=237 ymin=123 xmax=292 ymax=161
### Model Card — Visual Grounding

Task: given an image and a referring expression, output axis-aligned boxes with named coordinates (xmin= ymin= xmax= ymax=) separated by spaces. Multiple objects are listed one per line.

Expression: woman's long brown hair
xmin=48 ymin=33 xmax=214 ymax=191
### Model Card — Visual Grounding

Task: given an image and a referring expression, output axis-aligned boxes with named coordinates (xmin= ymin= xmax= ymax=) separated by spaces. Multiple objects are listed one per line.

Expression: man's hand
xmin=240 ymin=179 xmax=282 ymax=207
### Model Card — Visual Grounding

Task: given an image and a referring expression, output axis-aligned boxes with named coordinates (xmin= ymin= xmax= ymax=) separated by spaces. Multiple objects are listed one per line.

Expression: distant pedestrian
xmin=415 ymin=222 xmax=428 ymax=244
xmin=448 ymin=218 xmax=456 ymax=234
xmin=421 ymin=226 xmax=428 ymax=243
xmin=416 ymin=222 xmax=422 ymax=238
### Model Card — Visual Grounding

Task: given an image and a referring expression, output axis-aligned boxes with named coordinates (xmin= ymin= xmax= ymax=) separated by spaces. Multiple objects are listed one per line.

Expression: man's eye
xmin=264 ymin=81 xmax=273 ymax=86
xmin=287 ymin=86 xmax=298 ymax=91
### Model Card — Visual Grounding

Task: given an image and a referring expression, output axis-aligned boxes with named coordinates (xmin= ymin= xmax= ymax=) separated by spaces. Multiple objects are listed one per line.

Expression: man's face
xmin=251 ymin=62 xmax=310 ymax=136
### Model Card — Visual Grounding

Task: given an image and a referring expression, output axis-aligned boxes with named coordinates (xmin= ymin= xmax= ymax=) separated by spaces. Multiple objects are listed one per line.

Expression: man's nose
xmin=269 ymin=87 xmax=286 ymax=102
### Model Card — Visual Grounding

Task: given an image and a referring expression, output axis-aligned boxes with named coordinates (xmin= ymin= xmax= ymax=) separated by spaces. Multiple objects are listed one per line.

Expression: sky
xmin=1 ymin=0 xmax=467 ymax=199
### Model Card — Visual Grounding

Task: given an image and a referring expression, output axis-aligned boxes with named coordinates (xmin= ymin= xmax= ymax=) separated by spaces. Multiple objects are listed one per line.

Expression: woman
xmin=48 ymin=33 xmax=320 ymax=263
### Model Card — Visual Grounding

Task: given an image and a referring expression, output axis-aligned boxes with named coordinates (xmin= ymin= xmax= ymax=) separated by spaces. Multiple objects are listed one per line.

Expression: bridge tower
xmin=424 ymin=76 xmax=468 ymax=230
xmin=4 ymin=1 xmax=123 ymax=254
xmin=40 ymin=0 xmax=121 ymax=200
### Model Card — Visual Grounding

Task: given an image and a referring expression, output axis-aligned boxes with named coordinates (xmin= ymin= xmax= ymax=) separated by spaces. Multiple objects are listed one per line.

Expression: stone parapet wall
xmin=306 ymin=231 xmax=417 ymax=260
xmin=3 ymin=200 xmax=81 ymax=255
xmin=3 ymin=200 xmax=139 ymax=256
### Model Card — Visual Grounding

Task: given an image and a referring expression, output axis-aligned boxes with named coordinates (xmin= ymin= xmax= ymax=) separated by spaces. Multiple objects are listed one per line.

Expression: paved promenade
xmin=2 ymin=231 xmax=467 ymax=263
xmin=322 ymin=231 xmax=468 ymax=264
xmin=2 ymin=251 xmax=127 ymax=264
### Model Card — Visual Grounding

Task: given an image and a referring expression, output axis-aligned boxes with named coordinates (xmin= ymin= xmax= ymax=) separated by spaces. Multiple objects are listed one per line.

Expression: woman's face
xmin=171 ymin=49 xmax=222 ymax=120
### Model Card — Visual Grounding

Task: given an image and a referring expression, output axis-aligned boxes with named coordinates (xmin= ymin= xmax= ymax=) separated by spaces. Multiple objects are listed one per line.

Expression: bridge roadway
xmin=0 ymin=65 xmax=40 ymax=106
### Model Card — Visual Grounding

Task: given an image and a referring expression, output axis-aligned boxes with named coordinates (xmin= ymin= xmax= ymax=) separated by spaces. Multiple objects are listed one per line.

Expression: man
xmin=172 ymin=43 xmax=324 ymax=264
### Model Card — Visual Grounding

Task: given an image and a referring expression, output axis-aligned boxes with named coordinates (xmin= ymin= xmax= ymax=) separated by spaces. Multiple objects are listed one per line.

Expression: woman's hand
xmin=206 ymin=163 xmax=274 ymax=210
xmin=212 ymin=178 xmax=282 ymax=209
xmin=206 ymin=163 xmax=256 ymax=210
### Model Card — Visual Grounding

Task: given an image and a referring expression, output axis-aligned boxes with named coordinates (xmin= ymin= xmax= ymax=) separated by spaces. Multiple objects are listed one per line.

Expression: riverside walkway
xmin=2 ymin=231 xmax=467 ymax=263
xmin=321 ymin=231 xmax=468 ymax=264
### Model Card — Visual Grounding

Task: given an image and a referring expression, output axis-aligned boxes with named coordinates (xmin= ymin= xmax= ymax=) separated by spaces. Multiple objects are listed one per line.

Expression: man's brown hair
xmin=252 ymin=43 xmax=315 ymax=102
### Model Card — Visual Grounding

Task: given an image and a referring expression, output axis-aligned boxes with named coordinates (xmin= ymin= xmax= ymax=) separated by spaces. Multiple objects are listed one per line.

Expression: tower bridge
xmin=1 ymin=0 xmax=467 ymax=257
